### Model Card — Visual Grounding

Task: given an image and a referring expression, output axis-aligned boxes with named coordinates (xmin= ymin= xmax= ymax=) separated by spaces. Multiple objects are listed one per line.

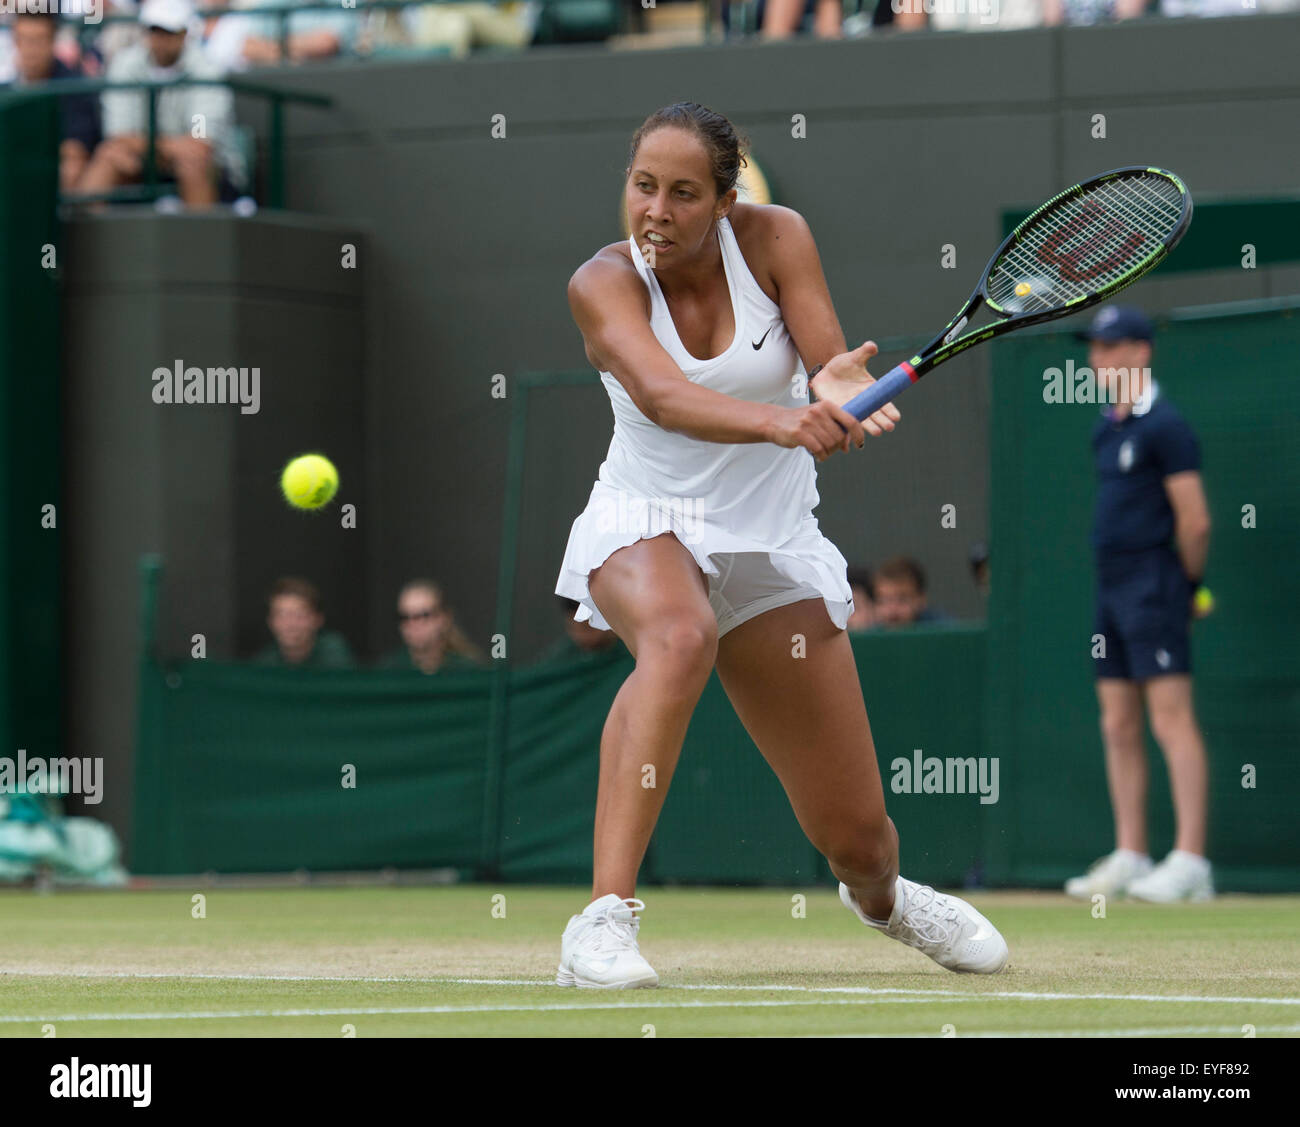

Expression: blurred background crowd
xmin=4 ymin=0 xmax=1296 ymax=208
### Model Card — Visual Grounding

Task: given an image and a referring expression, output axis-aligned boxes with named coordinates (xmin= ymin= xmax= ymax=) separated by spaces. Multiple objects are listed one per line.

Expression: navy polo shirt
xmin=1091 ymin=386 xmax=1199 ymax=557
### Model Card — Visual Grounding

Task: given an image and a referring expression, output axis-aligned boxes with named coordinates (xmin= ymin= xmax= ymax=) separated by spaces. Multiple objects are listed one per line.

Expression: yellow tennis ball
xmin=1194 ymin=586 xmax=1215 ymax=615
xmin=1015 ymin=281 xmax=1032 ymax=297
xmin=280 ymin=453 xmax=338 ymax=510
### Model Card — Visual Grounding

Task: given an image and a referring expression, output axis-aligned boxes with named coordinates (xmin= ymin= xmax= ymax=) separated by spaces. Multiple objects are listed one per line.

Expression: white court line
xmin=3 ymin=972 xmax=1297 ymax=1008
xmin=2 ymin=995 xmax=1297 ymax=1025
xmin=791 ymin=1025 xmax=1300 ymax=1038
xmin=0 ymin=998 xmax=1010 ymax=1023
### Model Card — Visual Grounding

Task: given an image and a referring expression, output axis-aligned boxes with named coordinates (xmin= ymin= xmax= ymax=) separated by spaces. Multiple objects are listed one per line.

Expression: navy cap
xmin=1075 ymin=304 xmax=1153 ymax=343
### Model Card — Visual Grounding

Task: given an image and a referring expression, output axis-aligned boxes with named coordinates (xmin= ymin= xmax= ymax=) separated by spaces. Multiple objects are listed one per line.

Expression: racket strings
xmin=987 ymin=173 xmax=1184 ymax=312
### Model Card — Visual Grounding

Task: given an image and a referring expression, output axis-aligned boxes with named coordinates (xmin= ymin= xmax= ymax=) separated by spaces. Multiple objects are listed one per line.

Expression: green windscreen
xmin=985 ymin=300 xmax=1300 ymax=891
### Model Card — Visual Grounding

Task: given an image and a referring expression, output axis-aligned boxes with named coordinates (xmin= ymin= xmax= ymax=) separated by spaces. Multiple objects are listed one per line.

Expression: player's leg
xmin=555 ymin=532 xmax=716 ymax=988
xmin=1097 ymin=678 xmax=1149 ymax=855
xmin=714 ymin=593 xmax=1006 ymax=972
xmin=714 ymin=596 xmax=896 ymax=917
xmin=585 ymin=531 xmax=717 ymax=902
xmin=1143 ymin=674 xmax=1208 ymax=855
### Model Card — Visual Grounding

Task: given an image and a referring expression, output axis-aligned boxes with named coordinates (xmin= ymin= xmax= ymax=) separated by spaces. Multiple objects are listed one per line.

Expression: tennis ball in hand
xmin=280 ymin=453 xmax=338 ymax=510
xmin=1193 ymin=586 xmax=1215 ymax=616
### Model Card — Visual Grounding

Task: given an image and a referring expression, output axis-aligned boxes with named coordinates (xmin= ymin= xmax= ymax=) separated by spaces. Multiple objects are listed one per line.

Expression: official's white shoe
xmin=1126 ymin=850 xmax=1215 ymax=903
xmin=840 ymin=876 xmax=1009 ymax=974
xmin=1064 ymin=849 xmax=1153 ymax=900
xmin=556 ymin=893 xmax=659 ymax=988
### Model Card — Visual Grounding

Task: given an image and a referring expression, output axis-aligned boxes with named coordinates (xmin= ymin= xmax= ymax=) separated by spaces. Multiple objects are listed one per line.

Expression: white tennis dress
xmin=555 ymin=214 xmax=855 ymax=638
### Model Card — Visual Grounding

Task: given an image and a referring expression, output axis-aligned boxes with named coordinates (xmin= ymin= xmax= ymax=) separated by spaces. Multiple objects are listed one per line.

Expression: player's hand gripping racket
xmin=843 ymin=166 xmax=1193 ymax=422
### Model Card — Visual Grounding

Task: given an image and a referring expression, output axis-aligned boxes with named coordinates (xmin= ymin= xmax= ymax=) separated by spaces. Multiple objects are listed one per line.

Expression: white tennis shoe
xmin=1126 ymin=850 xmax=1214 ymax=902
xmin=840 ymin=876 xmax=1009 ymax=973
xmin=1064 ymin=848 xmax=1153 ymax=899
xmin=556 ymin=893 xmax=659 ymax=988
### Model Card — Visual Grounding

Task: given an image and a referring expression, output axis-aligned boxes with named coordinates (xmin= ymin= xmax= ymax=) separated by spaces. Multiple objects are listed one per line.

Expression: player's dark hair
xmin=627 ymin=102 xmax=750 ymax=202
xmin=875 ymin=556 xmax=927 ymax=595
xmin=269 ymin=576 xmax=323 ymax=614
xmin=846 ymin=566 xmax=875 ymax=601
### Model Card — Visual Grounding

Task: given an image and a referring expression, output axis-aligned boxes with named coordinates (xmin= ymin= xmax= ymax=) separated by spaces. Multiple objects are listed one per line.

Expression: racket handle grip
xmin=843 ymin=361 xmax=917 ymax=422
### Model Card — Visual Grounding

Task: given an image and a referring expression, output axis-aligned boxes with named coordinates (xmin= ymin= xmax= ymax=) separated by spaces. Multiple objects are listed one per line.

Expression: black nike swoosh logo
xmin=752 ymin=326 xmax=773 ymax=350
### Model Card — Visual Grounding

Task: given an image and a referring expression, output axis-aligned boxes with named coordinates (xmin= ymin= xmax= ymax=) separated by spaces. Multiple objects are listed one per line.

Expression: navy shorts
xmin=1093 ymin=547 xmax=1193 ymax=681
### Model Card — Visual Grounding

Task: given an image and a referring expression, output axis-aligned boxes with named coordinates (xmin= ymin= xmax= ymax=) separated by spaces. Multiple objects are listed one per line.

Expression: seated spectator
xmin=379 ymin=579 xmax=485 ymax=673
xmin=201 ymin=0 xmax=258 ymax=73
xmin=1044 ymin=0 xmax=1149 ymax=23
xmin=846 ymin=566 xmax=877 ymax=632
xmin=398 ymin=1 xmax=538 ymax=59
xmin=536 ymin=596 xmax=625 ymax=663
xmin=5 ymin=12 xmax=102 ymax=192
xmin=886 ymin=0 xmax=1046 ymax=32
xmin=74 ymin=0 xmax=247 ymax=209
xmin=872 ymin=556 xmax=953 ymax=628
xmin=253 ymin=576 xmax=355 ymax=667
xmin=239 ymin=0 xmax=357 ymax=66
xmin=760 ymin=0 xmax=844 ymax=38
xmin=88 ymin=2 xmax=145 ymax=74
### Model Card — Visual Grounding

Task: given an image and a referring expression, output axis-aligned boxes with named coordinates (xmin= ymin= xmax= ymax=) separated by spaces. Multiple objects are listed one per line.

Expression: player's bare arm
xmin=762 ymin=205 xmax=900 ymax=438
xmin=1164 ymin=469 xmax=1212 ymax=583
xmin=567 ymin=250 xmax=862 ymax=461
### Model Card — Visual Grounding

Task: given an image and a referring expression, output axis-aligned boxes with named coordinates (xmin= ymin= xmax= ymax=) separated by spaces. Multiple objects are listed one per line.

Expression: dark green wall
xmin=0 ymin=98 xmax=60 ymax=763
xmin=61 ymin=212 xmax=367 ymax=841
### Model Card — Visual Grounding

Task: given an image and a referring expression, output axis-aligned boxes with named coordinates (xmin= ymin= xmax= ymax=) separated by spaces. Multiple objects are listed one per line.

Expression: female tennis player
xmin=554 ymin=102 xmax=1008 ymax=987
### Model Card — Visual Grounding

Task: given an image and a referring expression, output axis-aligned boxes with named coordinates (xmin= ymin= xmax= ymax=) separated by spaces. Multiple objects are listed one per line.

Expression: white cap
xmin=139 ymin=0 xmax=193 ymax=33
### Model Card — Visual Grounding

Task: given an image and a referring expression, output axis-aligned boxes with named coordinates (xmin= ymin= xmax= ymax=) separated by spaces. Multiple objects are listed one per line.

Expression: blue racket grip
xmin=842 ymin=361 xmax=917 ymax=422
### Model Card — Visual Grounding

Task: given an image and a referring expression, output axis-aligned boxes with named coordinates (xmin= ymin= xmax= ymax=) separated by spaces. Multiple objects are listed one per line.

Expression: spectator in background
xmin=240 ymin=0 xmax=357 ymax=66
xmin=872 ymin=556 xmax=952 ymax=627
xmin=74 ymin=0 xmax=246 ymax=209
xmin=253 ymin=576 xmax=355 ymax=667
xmin=884 ymin=0 xmax=1047 ymax=32
xmin=200 ymin=0 xmax=258 ymax=73
xmin=762 ymin=0 xmax=844 ymax=37
xmin=398 ymin=1 xmax=538 ymax=59
xmin=379 ymin=578 xmax=485 ymax=672
xmin=5 ymin=12 xmax=102 ymax=191
xmin=846 ymin=566 xmax=876 ymax=632
xmin=1044 ymin=0 xmax=1149 ymax=23
xmin=536 ymin=596 xmax=625 ymax=663
xmin=89 ymin=2 xmax=146 ymax=73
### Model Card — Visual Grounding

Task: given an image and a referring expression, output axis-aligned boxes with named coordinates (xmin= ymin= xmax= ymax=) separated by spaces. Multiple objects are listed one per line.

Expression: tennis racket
xmin=842 ymin=166 xmax=1193 ymax=422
